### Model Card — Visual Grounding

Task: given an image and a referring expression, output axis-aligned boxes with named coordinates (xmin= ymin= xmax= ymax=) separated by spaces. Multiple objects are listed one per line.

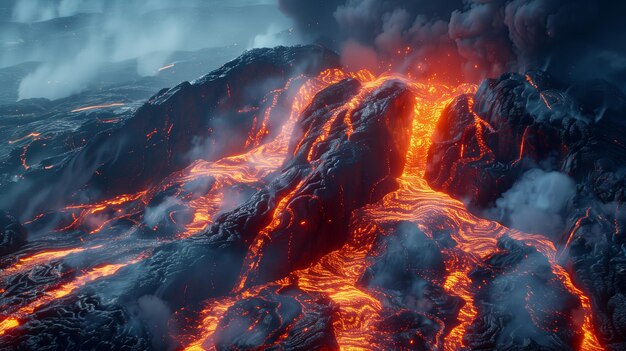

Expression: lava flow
xmin=70 ymin=102 xmax=125 ymax=113
xmin=175 ymin=70 xmax=602 ymax=350
xmin=0 ymin=64 xmax=605 ymax=349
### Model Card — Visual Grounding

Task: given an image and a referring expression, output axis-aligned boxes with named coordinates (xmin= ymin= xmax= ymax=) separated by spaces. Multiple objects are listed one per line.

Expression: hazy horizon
xmin=0 ymin=0 xmax=292 ymax=101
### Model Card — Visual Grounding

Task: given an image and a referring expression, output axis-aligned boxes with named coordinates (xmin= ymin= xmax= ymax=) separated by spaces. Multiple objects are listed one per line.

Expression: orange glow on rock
xmin=176 ymin=69 xmax=602 ymax=350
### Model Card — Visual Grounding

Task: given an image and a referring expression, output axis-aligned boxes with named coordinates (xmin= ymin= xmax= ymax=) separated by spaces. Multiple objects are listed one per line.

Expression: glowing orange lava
xmin=0 ymin=246 xmax=102 ymax=277
xmin=5 ymin=68 xmax=602 ymax=350
xmin=178 ymin=69 xmax=602 ymax=350
xmin=8 ymin=132 xmax=41 ymax=145
xmin=158 ymin=64 xmax=175 ymax=72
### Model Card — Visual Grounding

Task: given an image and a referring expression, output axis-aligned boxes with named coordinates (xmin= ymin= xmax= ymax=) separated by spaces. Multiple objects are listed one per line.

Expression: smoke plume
xmin=279 ymin=0 xmax=626 ymax=88
xmin=1 ymin=0 xmax=288 ymax=100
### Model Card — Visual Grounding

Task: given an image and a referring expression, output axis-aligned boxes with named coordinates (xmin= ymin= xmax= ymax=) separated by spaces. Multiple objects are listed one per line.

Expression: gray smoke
xmin=278 ymin=0 xmax=626 ymax=88
xmin=488 ymin=169 xmax=576 ymax=237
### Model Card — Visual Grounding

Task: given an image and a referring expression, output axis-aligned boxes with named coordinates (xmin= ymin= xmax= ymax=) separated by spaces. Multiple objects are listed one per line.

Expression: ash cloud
xmin=279 ymin=0 xmax=626 ymax=88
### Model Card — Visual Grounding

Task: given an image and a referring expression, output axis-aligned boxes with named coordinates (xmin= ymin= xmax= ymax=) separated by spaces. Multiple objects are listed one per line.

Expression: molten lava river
xmin=0 ymin=69 xmax=603 ymax=350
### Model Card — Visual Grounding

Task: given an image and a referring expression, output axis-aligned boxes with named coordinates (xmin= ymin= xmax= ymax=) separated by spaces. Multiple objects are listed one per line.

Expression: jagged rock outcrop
xmin=425 ymin=71 xmax=626 ymax=349
xmin=359 ymin=221 xmax=464 ymax=350
xmin=214 ymin=286 xmax=338 ymax=350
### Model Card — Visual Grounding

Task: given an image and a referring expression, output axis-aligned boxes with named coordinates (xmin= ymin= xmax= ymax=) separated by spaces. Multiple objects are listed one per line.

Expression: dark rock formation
xmin=425 ymin=71 xmax=626 ymax=349
xmin=206 ymin=78 xmax=414 ymax=286
xmin=427 ymin=72 xmax=574 ymax=210
xmin=120 ymin=77 xmax=415 ymax=313
xmin=465 ymin=236 xmax=582 ymax=351
xmin=3 ymin=295 xmax=149 ymax=351
xmin=359 ymin=221 xmax=464 ymax=350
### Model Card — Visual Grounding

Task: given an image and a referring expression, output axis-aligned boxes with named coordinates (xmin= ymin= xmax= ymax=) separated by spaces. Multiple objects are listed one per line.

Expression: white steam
xmin=250 ymin=23 xmax=292 ymax=49
xmin=144 ymin=197 xmax=182 ymax=228
xmin=6 ymin=0 xmax=289 ymax=101
xmin=490 ymin=169 xmax=576 ymax=236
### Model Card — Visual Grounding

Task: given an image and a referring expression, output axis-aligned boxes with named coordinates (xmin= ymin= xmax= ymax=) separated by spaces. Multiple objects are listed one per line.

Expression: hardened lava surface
xmin=0 ymin=46 xmax=622 ymax=350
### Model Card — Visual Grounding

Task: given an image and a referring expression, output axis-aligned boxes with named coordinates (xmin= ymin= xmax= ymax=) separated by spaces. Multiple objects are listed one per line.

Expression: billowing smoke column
xmin=279 ymin=0 xmax=626 ymax=87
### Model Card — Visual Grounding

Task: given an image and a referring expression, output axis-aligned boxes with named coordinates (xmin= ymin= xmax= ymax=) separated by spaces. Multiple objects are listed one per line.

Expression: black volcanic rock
xmin=426 ymin=71 xmax=626 ymax=211
xmin=5 ymin=45 xmax=340 ymax=218
xmin=214 ymin=286 xmax=338 ymax=351
xmin=207 ymin=78 xmax=414 ymax=286
xmin=1 ymin=294 xmax=149 ymax=351
xmin=425 ymin=71 xmax=626 ymax=348
xmin=0 ymin=211 xmax=27 ymax=257
xmin=426 ymin=72 xmax=573 ymax=210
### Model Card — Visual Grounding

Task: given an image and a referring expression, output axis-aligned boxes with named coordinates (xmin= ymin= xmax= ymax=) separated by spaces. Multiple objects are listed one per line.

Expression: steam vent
xmin=1 ymin=2 xmax=626 ymax=351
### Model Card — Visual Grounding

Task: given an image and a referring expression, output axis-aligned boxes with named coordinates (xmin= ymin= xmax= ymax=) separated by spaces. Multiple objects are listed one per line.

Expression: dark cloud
xmin=279 ymin=0 xmax=626 ymax=88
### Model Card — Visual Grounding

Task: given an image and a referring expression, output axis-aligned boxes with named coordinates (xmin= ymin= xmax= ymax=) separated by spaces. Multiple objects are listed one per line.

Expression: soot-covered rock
xmin=426 ymin=73 xmax=563 ymax=209
xmin=214 ymin=286 xmax=337 ymax=350
xmin=6 ymin=45 xmax=340 ymax=217
xmin=567 ymin=211 xmax=626 ymax=350
xmin=0 ymin=211 xmax=27 ymax=257
xmin=465 ymin=236 xmax=583 ymax=351
xmin=359 ymin=221 xmax=464 ymax=349
xmin=426 ymin=70 xmax=626 ymax=211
